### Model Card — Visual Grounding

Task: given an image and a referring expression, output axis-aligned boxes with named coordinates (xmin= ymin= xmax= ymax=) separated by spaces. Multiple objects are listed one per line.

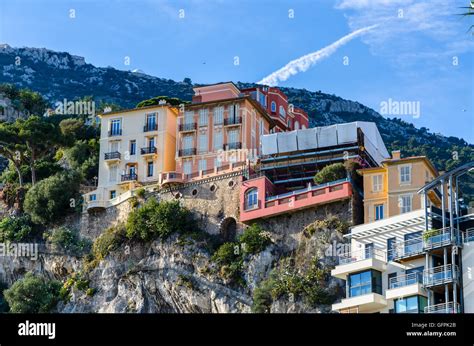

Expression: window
xmin=287 ymin=119 xmax=291 ymax=128
xmin=110 ymin=190 xmax=116 ymax=199
xmin=259 ymin=92 xmax=266 ymax=107
xmin=372 ymin=175 xmax=382 ymax=192
xmin=147 ymin=161 xmax=154 ymax=177
xmin=109 ymin=164 xmax=118 ymax=183
xmin=198 ymin=159 xmax=207 ymax=172
xmin=129 ymin=140 xmax=136 ymax=155
xmin=387 ymin=237 xmax=396 ymax=261
xmin=183 ymin=160 xmax=192 ymax=175
xmin=128 ymin=165 xmax=136 ymax=176
xmin=213 ymin=106 xmax=224 ymax=125
xmin=245 ymin=188 xmax=258 ymax=210
xmin=148 ymin=137 xmax=155 ymax=148
xmin=146 ymin=113 xmax=157 ymax=130
xmin=405 ymin=266 xmax=424 ymax=285
xmin=400 ymin=165 xmax=411 ymax=184
xmin=271 ymin=101 xmax=276 ymax=113
xmin=364 ymin=243 xmax=374 ymax=259
xmin=183 ymin=135 xmax=193 ymax=149
xmin=404 ymin=231 xmax=422 ymax=256
xmin=388 ymin=272 xmax=397 ymax=289
xmin=199 ymin=109 xmax=208 ymax=126
xmin=227 ymin=129 xmax=239 ymax=145
xmin=348 ymin=270 xmax=382 ymax=297
xmin=375 ymin=204 xmax=384 ymax=221
xmin=395 ymin=295 xmax=427 ymax=313
xmin=279 ymin=105 xmax=286 ymax=118
xmin=184 ymin=111 xmax=194 ymax=125
xmin=400 ymin=195 xmax=412 ymax=213
xmin=198 ymin=133 xmax=208 ymax=153
xmin=214 ymin=157 xmax=222 ymax=168
xmin=110 ymin=119 xmax=121 ymax=136
xmin=214 ymin=131 xmax=223 ymax=150
xmin=89 ymin=194 xmax=97 ymax=201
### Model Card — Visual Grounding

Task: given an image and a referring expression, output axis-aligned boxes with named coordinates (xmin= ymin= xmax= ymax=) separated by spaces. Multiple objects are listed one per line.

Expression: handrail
xmin=424 ymin=301 xmax=460 ymax=314
xmin=423 ymin=264 xmax=459 ymax=286
xmin=464 ymin=228 xmax=474 ymax=243
xmin=338 ymin=247 xmax=387 ymax=265
xmin=265 ymin=178 xmax=349 ymax=202
xmin=388 ymin=272 xmax=422 ymax=289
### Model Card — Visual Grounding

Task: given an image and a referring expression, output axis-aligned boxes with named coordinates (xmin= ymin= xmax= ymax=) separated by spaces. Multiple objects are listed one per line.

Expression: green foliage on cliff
xmin=43 ymin=226 xmax=91 ymax=255
xmin=0 ymin=214 xmax=34 ymax=242
xmin=238 ymin=224 xmax=271 ymax=255
xmin=4 ymin=272 xmax=61 ymax=313
xmin=91 ymin=224 xmax=127 ymax=261
xmin=125 ymin=198 xmax=191 ymax=241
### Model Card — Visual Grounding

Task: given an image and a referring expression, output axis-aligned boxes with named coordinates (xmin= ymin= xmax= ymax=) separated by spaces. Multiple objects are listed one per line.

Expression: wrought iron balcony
xmin=121 ymin=174 xmax=137 ymax=182
xmin=143 ymin=123 xmax=158 ymax=132
xmin=178 ymin=148 xmax=196 ymax=157
xmin=108 ymin=129 xmax=122 ymax=137
xmin=104 ymin=151 xmax=121 ymax=160
xmin=224 ymin=116 xmax=242 ymax=126
xmin=179 ymin=123 xmax=197 ymax=132
xmin=223 ymin=142 xmax=242 ymax=150
xmin=140 ymin=146 xmax=157 ymax=155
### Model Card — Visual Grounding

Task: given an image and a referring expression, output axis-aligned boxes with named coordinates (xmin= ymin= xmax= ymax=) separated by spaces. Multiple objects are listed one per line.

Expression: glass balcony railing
xmin=425 ymin=302 xmax=460 ymax=314
xmin=423 ymin=264 xmax=459 ymax=287
xmin=388 ymin=272 xmax=422 ymax=289
xmin=338 ymin=248 xmax=386 ymax=265
xmin=423 ymin=227 xmax=453 ymax=250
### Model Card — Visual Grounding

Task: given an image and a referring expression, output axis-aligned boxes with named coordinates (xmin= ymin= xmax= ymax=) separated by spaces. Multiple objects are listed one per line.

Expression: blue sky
xmin=1 ymin=0 xmax=473 ymax=142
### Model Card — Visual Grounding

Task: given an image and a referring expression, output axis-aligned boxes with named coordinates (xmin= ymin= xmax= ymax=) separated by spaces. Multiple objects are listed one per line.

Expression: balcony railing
xmin=108 ymin=129 xmax=122 ymax=137
xmin=179 ymin=123 xmax=197 ymax=132
xmin=140 ymin=146 xmax=157 ymax=155
xmin=424 ymin=302 xmax=460 ymax=314
xmin=388 ymin=237 xmax=424 ymax=261
xmin=423 ymin=227 xmax=453 ymax=250
xmin=388 ymin=272 xmax=422 ymax=289
xmin=121 ymin=174 xmax=137 ymax=182
xmin=423 ymin=264 xmax=459 ymax=287
xmin=338 ymin=247 xmax=386 ymax=265
xmin=144 ymin=123 xmax=158 ymax=132
xmin=224 ymin=116 xmax=242 ymax=126
xmin=465 ymin=228 xmax=474 ymax=243
xmin=104 ymin=151 xmax=121 ymax=160
xmin=223 ymin=142 xmax=242 ymax=150
xmin=178 ymin=148 xmax=196 ymax=157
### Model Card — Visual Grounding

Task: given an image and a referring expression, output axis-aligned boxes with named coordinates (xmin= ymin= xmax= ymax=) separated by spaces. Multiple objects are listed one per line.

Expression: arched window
xmin=271 ymin=101 xmax=276 ymax=113
xmin=294 ymin=121 xmax=300 ymax=130
xmin=279 ymin=105 xmax=286 ymax=118
xmin=245 ymin=188 xmax=259 ymax=210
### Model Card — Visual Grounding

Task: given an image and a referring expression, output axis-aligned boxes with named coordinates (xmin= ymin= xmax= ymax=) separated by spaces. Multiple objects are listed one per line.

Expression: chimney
xmin=392 ymin=150 xmax=401 ymax=160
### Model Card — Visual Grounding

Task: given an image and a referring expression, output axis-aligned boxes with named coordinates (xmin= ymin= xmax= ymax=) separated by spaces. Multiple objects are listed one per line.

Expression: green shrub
xmin=92 ymin=224 xmax=126 ymax=260
xmin=0 ymin=214 xmax=34 ymax=242
xmin=211 ymin=242 xmax=240 ymax=266
xmin=4 ymin=273 xmax=61 ymax=313
xmin=313 ymin=163 xmax=347 ymax=185
xmin=126 ymin=199 xmax=190 ymax=241
xmin=252 ymin=277 xmax=275 ymax=313
xmin=135 ymin=188 xmax=146 ymax=199
xmin=43 ymin=226 xmax=91 ymax=254
xmin=239 ymin=224 xmax=271 ymax=255
xmin=24 ymin=171 xmax=81 ymax=225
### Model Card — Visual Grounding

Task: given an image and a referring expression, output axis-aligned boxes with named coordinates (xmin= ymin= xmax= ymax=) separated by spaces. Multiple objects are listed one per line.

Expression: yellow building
xmin=359 ymin=150 xmax=438 ymax=223
xmin=84 ymin=104 xmax=178 ymax=211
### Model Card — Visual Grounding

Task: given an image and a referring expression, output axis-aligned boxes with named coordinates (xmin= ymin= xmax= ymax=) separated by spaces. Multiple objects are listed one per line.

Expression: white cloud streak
xmin=257 ymin=25 xmax=378 ymax=86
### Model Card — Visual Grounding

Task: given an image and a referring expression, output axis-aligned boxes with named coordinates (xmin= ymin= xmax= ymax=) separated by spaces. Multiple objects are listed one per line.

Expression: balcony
xmin=423 ymin=264 xmax=459 ymax=287
xmin=104 ymin=151 xmax=121 ymax=161
xmin=160 ymin=172 xmax=184 ymax=185
xmin=179 ymin=123 xmax=197 ymax=132
xmin=140 ymin=146 xmax=157 ymax=155
xmin=423 ymin=227 xmax=454 ymax=250
xmin=178 ymin=148 xmax=196 ymax=157
xmin=388 ymin=238 xmax=424 ymax=262
xmin=332 ymin=293 xmax=387 ymax=313
xmin=143 ymin=123 xmax=158 ymax=132
xmin=386 ymin=273 xmax=426 ymax=300
xmin=425 ymin=302 xmax=461 ymax=314
xmin=224 ymin=116 xmax=242 ymax=126
xmin=331 ymin=248 xmax=387 ymax=280
xmin=121 ymin=174 xmax=137 ymax=182
xmin=223 ymin=142 xmax=242 ymax=150
xmin=465 ymin=228 xmax=474 ymax=243
xmin=108 ymin=129 xmax=122 ymax=137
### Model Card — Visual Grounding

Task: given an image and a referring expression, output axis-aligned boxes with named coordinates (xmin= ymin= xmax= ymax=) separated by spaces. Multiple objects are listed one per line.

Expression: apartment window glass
xmin=147 ymin=161 xmax=154 ymax=177
xmin=400 ymin=165 xmax=411 ymax=183
xmin=109 ymin=164 xmax=118 ymax=182
xmin=183 ymin=135 xmax=193 ymax=149
xmin=199 ymin=109 xmax=208 ymax=126
xmin=271 ymin=101 xmax=276 ymax=113
xmin=387 ymin=237 xmax=396 ymax=261
xmin=227 ymin=129 xmax=239 ymax=145
xmin=400 ymin=195 xmax=412 ymax=213
xmin=348 ymin=270 xmax=382 ymax=297
xmin=388 ymin=272 xmax=397 ymax=289
xmin=148 ymin=137 xmax=155 ymax=148
xmin=128 ymin=165 xmax=136 ymax=176
xmin=146 ymin=113 xmax=157 ymax=130
xmin=259 ymin=92 xmax=266 ymax=107
xmin=372 ymin=175 xmax=382 ymax=192
xmin=110 ymin=190 xmax=116 ymax=199
xmin=183 ymin=160 xmax=192 ymax=175
xmin=213 ymin=106 xmax=224 ymax=125
xmin=395 ymin=295 xmax=426 ymax=313
xmin=245 ymin=188 xmax=258 ymax=210
xmin=198 ymin=159 xmax=207 ymax=172
xmin=198 ymin=133 xmax=208 ymax=153
xmin=214 ymin=157 xmax=222 ymax=168
xmin=110 ymin=119 xmax=121 ymax=135
xmin=184 ymin=111 xmax=194 ymax=125
xmin=279 ymin=105 xmax=286 ymax=119
xmin=405 ymin=266 xmax=424 ymax=285
xmin=129 ymin=140 xmax=136 ymax=155
xmin=214 ymin=131 xmax=223 ymax=150
xmin=375 ymin=204 xmax=384 ymax=221
xmin=364 ymin=243 xmax=374 ymax=259
xmin=89 ymin=194 xmax=97 ymax=201
xmin=404 ymin=231 xmax=422 ymax=256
